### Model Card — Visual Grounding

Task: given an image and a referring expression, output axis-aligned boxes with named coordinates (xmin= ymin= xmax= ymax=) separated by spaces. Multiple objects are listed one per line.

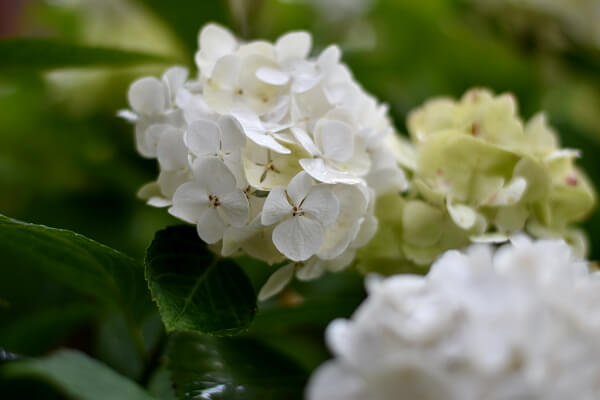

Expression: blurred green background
xmin=3 ymin=0 xmax=600 ymax=260
xmin=2 ymin=0 xmax=600 ymax=397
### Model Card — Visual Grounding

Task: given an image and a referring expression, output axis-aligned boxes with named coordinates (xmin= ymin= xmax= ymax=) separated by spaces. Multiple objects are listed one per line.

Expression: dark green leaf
xmin=0 ymin=303 xmax=97 ymax=355
xmin=0 ymin=214 xmax=154 ymax=322
xmin=1 ymin=350 xmax=155 ymax=400
xmin=0 ymin=39 xmax=172 ymax=70
xmin=147 ymin=367 xmax=176 ymax=400
xmin=167 ymin=332 xmax=307 ymax=400
xmin=145 ymin=225 xmax=256 ymax=335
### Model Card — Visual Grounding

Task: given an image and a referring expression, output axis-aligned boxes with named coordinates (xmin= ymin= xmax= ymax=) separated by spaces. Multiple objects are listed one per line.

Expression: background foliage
xmin=2 ymin=0 xmax=600 ymax=399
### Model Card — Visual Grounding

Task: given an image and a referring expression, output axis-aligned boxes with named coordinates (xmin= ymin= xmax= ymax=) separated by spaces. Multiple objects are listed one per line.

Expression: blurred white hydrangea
xmin=308 ymin=236 xmax=600 ymax=400
xmin=121 ymin=24 xmax=408 ymax=299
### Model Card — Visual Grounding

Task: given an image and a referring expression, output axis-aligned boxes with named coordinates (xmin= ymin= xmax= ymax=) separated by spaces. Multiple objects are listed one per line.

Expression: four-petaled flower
xmin=184 ymin=115 xmax=247 ymax=187
xmin=262 ymin=171 xmax=339 ymax=261
xmin=169 ymin=157 xmax=249 ymax=244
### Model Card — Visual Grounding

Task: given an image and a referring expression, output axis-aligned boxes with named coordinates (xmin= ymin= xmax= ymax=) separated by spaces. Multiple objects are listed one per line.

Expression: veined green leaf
xmin=167 ymin=332 xmax=306 ymax=400
xmin=0 ymin=39 xmax=172 ymax=70
xmin=0 ymin=214 xmax=154 ymax=321
xmin=145 ymin=225 xmax=256 ymax=335
xmin=1 ymin=350 xmax=155 ymax=400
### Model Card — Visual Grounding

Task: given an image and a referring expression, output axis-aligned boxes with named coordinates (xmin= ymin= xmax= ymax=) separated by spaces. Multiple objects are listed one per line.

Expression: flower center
xmin=292 ymin=206 xmax=304 ymax=217
xmin=260 ymin=161 xmax=280 ymax=183
xmin=208 ymin=194 xmax=221 ymax=208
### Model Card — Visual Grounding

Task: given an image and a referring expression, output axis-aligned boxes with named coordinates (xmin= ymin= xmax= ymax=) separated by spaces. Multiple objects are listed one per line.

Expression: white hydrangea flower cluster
xmin=121 ymin=24 xmax=408 ymax=299
xmin=308 ymin=237 xmax=600 ymax=400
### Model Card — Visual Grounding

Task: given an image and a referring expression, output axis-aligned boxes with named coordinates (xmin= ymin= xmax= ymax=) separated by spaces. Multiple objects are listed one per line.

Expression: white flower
xmin=299 ymin=118 xmax=371 ymax=184
xmin=232 ymin=108 xmax=292 ymax=154
xmin=184 ymin=115 xmax=246 ymax=187
xmin=262 ymin=171 xmax=339 ymax=261
xmin=194 ymin=23 xmax=237 ymax=78
xmin=308 ymin=237 xmax=600 ymax=400
xmin=169 ymin=157 xmax=249 ymax=244
xmin=122 ymin=67 xmax=188 ymax=158
xmin=123 ymin=23 xmax=408 ymax=294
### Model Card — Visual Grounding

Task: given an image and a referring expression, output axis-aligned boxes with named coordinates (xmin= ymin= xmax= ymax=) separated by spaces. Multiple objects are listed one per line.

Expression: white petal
xmin=137 ymin=182 xmax=170 ymax=207
xmin=169 ymin=182 xmax=209 ymax=224
xmin=324 ymin=250 xmax=355 ymax=272
xmin=197 ymin=208 xmax=227 ymax=244
xmin=219 ymin=190 xmax=249 ymax=227
xmin=263 ymin=95 xmax=290 ymax=123
xmin=209 ymin=54 xmax=241 ymax=87
xmin=157 ymin=128 xmax=187 ymax=171
xmin=233 ymin=109 xmax=291 ymax=154
xmin=317 ymin=45 xmax=341 ymax=73
xmin=196 ymin=24 xmax=237 ymax=76
xmin=147 ymin=197 xmax=171 ymax=208
xmin=192 ymin=157 xmax=237 ymax=196
xmin=136 ymin=123 xmax=168 ymax=158
xmin=117 ymin=109 xmax=138 ymax=122
xmin=302 ymin=185 xmax=339 ymax=226
xmin=317 ymin=185 xmax=366 ymax=259
xmin=232 ymin=108 xmax=264 ymax=131
xmin=300 ymin=158 xmax=363 ymax=184
xmin=137 ymin=181 xmax=160 ymax=200
xmin=128 ymin=77 xmax=166 ymax=114
xmin=446 ymin=200 xmax=477 ymax=230
xmin=223 ymin=151 xmax=247 ymax=188
xmin=291 ymin=127 xmax=320 ymax=156
xmin=273 ymin=216 xmax=324 ymax=261
xmin=157 ymin=168 xmax=190 ymax=198
xmin=221 ymin=216 xmax=262 ymax=256
xmin=367 ymin=167 xmax=408 ymax=195
xmin=352 ymin=214 xmax=378 ymax=248
xmin=199 ymin=24 xmax=236 ymax=55
xmin=217 ymin=115 xmax=246 ymax=153
xmin=258 ymin=263 xmax=295 ymax=301
xmin=256 ymin=67 xmax=290 ymax=85
xmin=276 ymin=31 xmax=312 ymax=62
xmin=261 ymin=187 xmax=291 ymax=225
xmin=292 ymin=72 xmax=322 ymax=94
xmin=245 ymin=128 xmax=291 ymax=154
xmin=306 ymin=361 xmax=365 ymax=400
xmin=162 ymin=66 xmax=188 ymax=99
xmin=315 ymin=120 xmax=354 ymax=162
xmin=287 ymin=171 xmax=314 ymax=205
xmin=296 ymin=258 xmax=324 ymax=281
xmin=185 ymin=119 xmax=220 ymax=156
xmin=489 ymin=177 xmax=528 ymax=206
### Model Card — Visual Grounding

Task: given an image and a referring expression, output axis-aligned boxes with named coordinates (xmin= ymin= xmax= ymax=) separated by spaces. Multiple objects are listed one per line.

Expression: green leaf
xmin=0 ymin=303 xmax=97 ymax=356
xmin=1 ymin=350 xmax=155 ymax=400
xmin=0 ymin=39 xmax=172 ymax=70
xmin=0 ymin=214 xmax=154 ymax=321
xmin=145 ymin=225 xmax=256 ymax=335
xmin=167 ymin=332 xmax=307 ymax=400
xmin=147 ymin=367 xmax=176 ymax=400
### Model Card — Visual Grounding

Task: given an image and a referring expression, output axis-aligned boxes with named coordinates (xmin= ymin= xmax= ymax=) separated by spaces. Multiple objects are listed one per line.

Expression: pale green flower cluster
xmin=359 ymin=88 xmax=595 ymax=274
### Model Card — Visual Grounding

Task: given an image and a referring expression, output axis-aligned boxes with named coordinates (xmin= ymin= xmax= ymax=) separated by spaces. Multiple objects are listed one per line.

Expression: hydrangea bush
xmin=359 ymin=89 xmax=595 ymax=274
xmin=121 ymin=24 xmax=408 ymax=299
xmin=310 ymin=237 xmax=600 ymax=400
